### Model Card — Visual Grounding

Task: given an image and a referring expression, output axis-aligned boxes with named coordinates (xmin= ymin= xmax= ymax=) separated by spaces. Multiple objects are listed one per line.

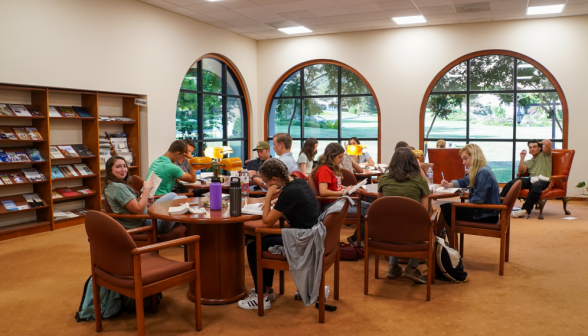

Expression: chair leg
xmin=334 ymin=251 xmax=340 ymax=300
xmin=505 ymin=227 xmax=511 ymax=263
xmin=279 ymin=271 xmax=285 ymax=295
xmin=563 ymin=198 xmax=571 ymax=215
xmin=150 ymin=295 xmax=157 ymax=313
xmin=194 ymin=241 xmax=202 ymax=331
xmin=374 ymin=254 xmax=379 ymax=279
xmin=91 ymin=275 xmax=103 ymax=332
xmin=499 ymin=231 xmax=506 ymax=276
xmin=538 ymin=200 xmax=546 ymax=220
xmin=135 ymin=287 xmax=146 ymax=336
xmin=459 ymin=233 xmax=464 ymax=257
xmin=364 ymin=251 xmax=369 ymax=295
xmin=427 ymin=248 xmax=434 ymax=301
xmin=319 ymin=271 xmax=326 ymax=323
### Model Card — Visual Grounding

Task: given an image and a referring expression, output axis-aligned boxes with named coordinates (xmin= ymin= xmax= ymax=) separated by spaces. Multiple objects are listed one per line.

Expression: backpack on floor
xmin=339 ymin=242 xmax=364 ymax=261
xmin=434 ymin=237 xmax=468 ymax=283
xmin=75 ymin=276 xmax=122 ymax=322
xmin=121 ymin=293 xmax=163 ymax=312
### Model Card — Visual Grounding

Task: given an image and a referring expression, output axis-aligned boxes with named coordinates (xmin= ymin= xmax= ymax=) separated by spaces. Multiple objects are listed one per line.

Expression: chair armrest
xmin=132 ymin=235 xmax=200 ymax=255
xmin=315 ymin=196 xmax=359 ymax=201
xmin=452 ymin=203 xmax=507 ymax=210
xmin=550 ymin=175 xmax=567 ymax=181
xmin=103 ymin=211 xmax=153 ymax=220
xmin=516 ymin=173 xmax=530 ymax=178
xmin=255 ymin=228 xmax=283 ymax=235
xmin=127 ymin=225 xmax=156 ymax=235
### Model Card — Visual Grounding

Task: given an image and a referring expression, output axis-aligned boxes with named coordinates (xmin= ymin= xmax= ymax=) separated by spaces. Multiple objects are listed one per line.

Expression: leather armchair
xmin=427 ymin=148 xmax=465 ymax=184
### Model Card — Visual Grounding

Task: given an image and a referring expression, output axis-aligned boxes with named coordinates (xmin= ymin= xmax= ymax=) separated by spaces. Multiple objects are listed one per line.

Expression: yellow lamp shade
xmin=220 ymin=157 xmax=242 ymax=171
xmin=204 ymin=147 xmax=223 ymax=159
xmin=346 ymin=145 xmax=363 ymax=156
xmin=412 ymin=150 xmax=424 ymax=158
xmin=221 ymin=146 xmax=233 ymax=154
xmin=189 ymin=156 xmax=212 ymax=170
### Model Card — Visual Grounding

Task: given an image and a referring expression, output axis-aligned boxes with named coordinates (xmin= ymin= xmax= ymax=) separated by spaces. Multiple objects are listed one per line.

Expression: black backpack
xmin=435 ymin=237 xmax=468 ymax=283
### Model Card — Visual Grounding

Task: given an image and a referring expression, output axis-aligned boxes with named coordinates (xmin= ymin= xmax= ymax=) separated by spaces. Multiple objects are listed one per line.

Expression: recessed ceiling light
xmin=517 ymin=76 xmax=533 ymax=80
xmin=527 ymin=4 xmax=564 ymax=15
xmin=392 ymin=15 xmax=427 ymax=25
xmin=278 ymin=26 xmax=312 ymax=34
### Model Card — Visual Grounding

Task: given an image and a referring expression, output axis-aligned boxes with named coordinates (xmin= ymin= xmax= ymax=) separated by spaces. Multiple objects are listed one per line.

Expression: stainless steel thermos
xmin=229 ymin=177 xmax=242 ymax=217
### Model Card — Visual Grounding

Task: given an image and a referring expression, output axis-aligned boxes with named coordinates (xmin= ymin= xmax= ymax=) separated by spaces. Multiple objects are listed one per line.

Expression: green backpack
xmin=75 ymin=276 xmax=122 ymax=322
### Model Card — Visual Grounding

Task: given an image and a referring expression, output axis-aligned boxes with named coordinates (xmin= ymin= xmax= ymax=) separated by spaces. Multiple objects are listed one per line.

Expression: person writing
xmin=439 ymin=144 xmax=501 ymax=234
xmin=246 ymin=141 xmax=272 ymax=190
xmin=272 ymin=133 xmax=298 ymax=174
xmin=312 ymin=143 xmax=370 ymax=246
xmin=173 ymin=139 xmax=195 ymax=194
xmin=238 ymin=159 xmax=319 ymax=310
xmin=377 ymin=147 xmax=430 ymax=284
xmin=297 ymin=138 xmax=318 ymax=177
xmin=146 ymin=140 xmax=197 ymax=196
xmin=501 ymin=139 xmax=552 ymax=219
xmin=347 ymin=137 xmax=375 ymax=166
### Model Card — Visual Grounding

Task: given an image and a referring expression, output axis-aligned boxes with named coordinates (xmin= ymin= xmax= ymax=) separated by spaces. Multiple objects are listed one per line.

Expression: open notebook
xmin=241 ymin=203 xmax=271 ymax=216
xmin=435 ymin=187 xmax=460 ymax=194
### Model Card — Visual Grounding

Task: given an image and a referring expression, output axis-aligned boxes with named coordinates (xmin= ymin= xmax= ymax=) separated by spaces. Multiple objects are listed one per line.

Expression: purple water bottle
xmin=209 ymin=177 xmax=222 ymax=210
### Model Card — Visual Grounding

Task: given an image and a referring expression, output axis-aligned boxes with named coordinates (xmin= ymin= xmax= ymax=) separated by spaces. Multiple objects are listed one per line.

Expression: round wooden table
xmin=148 ymin=197 xmax=262 ymax=305
xmin=354 ymin=170 xmax=383 ymax=184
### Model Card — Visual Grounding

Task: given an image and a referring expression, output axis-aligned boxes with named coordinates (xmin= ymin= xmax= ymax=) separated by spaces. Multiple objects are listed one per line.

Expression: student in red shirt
xmin=312 ymin=142 xmax=370 ymax=245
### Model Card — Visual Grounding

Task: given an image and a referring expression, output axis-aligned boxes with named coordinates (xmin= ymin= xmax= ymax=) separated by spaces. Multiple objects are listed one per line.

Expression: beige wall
xmin=257 ymin=16 xmax=588 ymax=194
xmin=0 ymin=0 xmax=258 ymax=171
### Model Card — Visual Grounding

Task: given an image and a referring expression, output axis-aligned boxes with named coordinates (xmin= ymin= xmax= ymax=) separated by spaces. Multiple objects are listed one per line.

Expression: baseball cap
xmin=253 ymin=141 xmax=270 ymax=151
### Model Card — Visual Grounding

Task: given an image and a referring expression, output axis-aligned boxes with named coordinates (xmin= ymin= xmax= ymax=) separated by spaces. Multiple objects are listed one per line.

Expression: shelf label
xmin=135 ymin=98 xmax=147 ymax=107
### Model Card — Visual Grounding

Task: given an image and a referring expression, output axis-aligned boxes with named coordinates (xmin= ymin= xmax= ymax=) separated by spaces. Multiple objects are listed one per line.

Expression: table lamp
xmin=412 ymin=149 xmax=423 ymax=158
xmin=346 ymin=144 xmax=365 ymax=156
xmin=189 ymin=146 xmax=242 ymax=179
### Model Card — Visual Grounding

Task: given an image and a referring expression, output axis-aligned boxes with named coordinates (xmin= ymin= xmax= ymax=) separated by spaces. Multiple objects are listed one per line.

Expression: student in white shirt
xmin=272 ymin=133 xmax=298 ymax=174
xmin=297 ymin=138 xmax=318 ymax=177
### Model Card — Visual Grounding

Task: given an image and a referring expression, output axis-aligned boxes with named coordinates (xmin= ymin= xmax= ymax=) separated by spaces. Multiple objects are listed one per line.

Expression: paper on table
xmin=145 ymin=172 xmax=162 ymax=198
xmin=169 ymin=202 xmax=190 ymax=215
xmin=242 ymin=203 xmax=269 ymax=215
xmin=435 ymin=187 xmax=460 ymax=194
xmin=361 ymin=183 xmax=378 ymax=193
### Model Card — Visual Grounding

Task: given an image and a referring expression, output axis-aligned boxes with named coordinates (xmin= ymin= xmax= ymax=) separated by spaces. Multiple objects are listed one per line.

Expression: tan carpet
xmin=1 ymin=199 xmax=587 ymax=335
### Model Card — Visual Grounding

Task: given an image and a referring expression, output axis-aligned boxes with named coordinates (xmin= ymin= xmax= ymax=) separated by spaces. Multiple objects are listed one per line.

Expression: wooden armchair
xmin=340 ymin=168 xmax=357 ymax=187
xmin=85 ymin=211 xmax=202 ymax=335
xmin=427 ymin=148 xmax=465 ymax=184
xmin=254 ymin=201 xmax=349 ymax=323
xmin=516 ymin=149 xmax=575 ymax=219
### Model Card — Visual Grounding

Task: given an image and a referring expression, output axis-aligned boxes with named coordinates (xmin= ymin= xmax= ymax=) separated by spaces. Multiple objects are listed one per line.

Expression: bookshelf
xmin=0 ymin=84 xmax=144 ymax=241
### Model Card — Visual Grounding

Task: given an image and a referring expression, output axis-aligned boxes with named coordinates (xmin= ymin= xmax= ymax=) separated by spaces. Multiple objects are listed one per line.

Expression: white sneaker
xmin=249 ymin=287 xmax=276 ymax=301
xmin=511 ymin=209 xmax=529 ymax=218
xmin=294 ymin=286 xmax=330 ymax=301
xmin=237 ymin=293 xmax=271 ymax=310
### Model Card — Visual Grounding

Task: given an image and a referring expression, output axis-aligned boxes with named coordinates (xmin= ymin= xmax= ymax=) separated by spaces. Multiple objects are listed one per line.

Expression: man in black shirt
xmin=246 ymin=141 xmax=271 ymax=190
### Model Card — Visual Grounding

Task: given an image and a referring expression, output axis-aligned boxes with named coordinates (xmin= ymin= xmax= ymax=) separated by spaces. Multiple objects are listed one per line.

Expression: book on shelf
xmin=78 ymin=189 xmax=93 ymax=195
xmin=0 ymin=128 xmax=18 ymax=140
xmin=52 ymin=190 xmax=63 ymax=199
xmin=54 ymin=210 xmax=79 ymax=219
xmin=58 ymin=145 xmax=79 ymax=158
xmin=11 ymin=174 xmax=24 ymax=183
xmin=100 ymin=155 xmax=111 ymax=170
xmin=25 ymin=105 xmax=42 ymax=117
xmin=51 ymin=166 xmax=65 ymax=179
xmin=72 ymin=106 xmax=92 ymax=118
xmin=14 ymin=150 xmax=31 ymax=162
xmin=50 ymin=146 xmax=64 ymax=159
xmin=0 ymin=104 xmax=15 ymax=116
xmin=2 ymin=200 xmax=18 ymax=211
xmin=0 ymin=174 xmax=12 ymax=184
xmin=22 ymin=168 xmax=46 ymax=182
xmin=25 ymin=148 xmax=44 ymax=162
xmin=12 ymin=127 xmax=31 ymax=140
xmin=58 ymin=165 xmax=78 ymax=177
xmin=9 ymin=105 xmax=31 ymax=117
xmin=23 ymin=193 xmax=45 ymax=208
xmin=48 ymin=106 xmax=62 ymax=117
xmin=76 ymin=208 xmax=88 ymax=216
xmin=0 ymin=149 xmax=10 ymax=162
xmin=5 ymin=151 xmax=22 ymax=162
xmin=55 ymin=188 xmax=80 ymax=197
xmin=71 ymin=144 xmax=94 ymax=156
xmin=25 ymin=127 xmax=43 ymax=140
xmin=74 ymin=163 xmax=93 ymax=175
xmin=58 ymin=107 xmax=78 ymax=118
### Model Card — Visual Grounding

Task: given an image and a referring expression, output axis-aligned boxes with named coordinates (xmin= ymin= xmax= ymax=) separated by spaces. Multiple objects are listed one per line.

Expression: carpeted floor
xmin=1 ymin=199 xmax=587 ymax=335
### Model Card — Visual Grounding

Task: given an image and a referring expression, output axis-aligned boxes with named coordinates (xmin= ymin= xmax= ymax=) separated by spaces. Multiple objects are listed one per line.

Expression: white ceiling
xmin=139 ymin=0 xmax=588 ymax=40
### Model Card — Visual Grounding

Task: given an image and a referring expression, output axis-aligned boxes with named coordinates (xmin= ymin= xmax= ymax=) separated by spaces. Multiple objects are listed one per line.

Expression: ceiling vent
xmin=454 ymin=2 xmax=491 ymax=13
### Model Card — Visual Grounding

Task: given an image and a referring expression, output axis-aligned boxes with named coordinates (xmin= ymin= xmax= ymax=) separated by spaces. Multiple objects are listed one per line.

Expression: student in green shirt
xmin=501 ymin=139 xmax=552 ymax=219
xmin=377 ymin=147 xmax=430 ymax=284
xmin=147 ymin=140 xmax=197 ymax=196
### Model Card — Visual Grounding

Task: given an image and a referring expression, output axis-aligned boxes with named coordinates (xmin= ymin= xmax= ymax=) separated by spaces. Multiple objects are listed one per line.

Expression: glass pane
xmin=517 ymin=60 xmax=554 ymax=90
xmin=361 ymin=140 xmax=379 ymax=164
xmin=475 ymin=141 xmax=513 ymax=183
xmin=516 ymin=93 xmax=563 ymax=140
xmin=269 ymin=99 xmax=301 ymax=138
xmin=202 ymin=141 xmax=223 ymax=157
xmin=424 ymin=141 xmax=466 ymax=163
xmin=303 ymin=98 xmax=338 ymax=138
xmin=275 ymin=71 xmax=301 ymax=97
xmin=227 ymin=68 xmax=242 ymax=96
xmin=341 ymin=96 xmax=378 ymax=138
xmin=424 ymin=94 xmax=467 ymax=139
xmin=228 ymin=141 xmax=244 ymax=162
xmin=227 ymin=97 xmax=244 ymax=138
xmin=181 ymin=63 xmax=198 ymax=90
xmin=341 ymin=68 xmax=370 ymax=95
xmin=516 ymin=141 xmax=561 ymax=171
xmin=202 ymin=58 xmax=222 ymax=94
xmin=469 ymin=94 xmax=514 ymax=139
xmin=303 ymin=64 xmax=338 ymax=96
xmin=433 ymin=62 xmax=467 ymax=92
xmin=470 ymin=55 xmax=514 ymax=91
xmin=176 ymin=92 xmax=198 ymax=140
xmin=202 ymin=94 xmax=223 ymax=139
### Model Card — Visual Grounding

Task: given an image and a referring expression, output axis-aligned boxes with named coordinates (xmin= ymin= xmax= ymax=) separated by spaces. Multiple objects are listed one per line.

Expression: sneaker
xmin=249 ymin=288 xmax=275 ymax=301
xmin=511 ymin=209 xmax=529 ymax=219
xmin=386 ymin=265 xmax=403 ymax=279
xmin=402 ymin=267 xmax=427 ymax=284
xmin=237 ymin=293 xmax=271 ymax=310
xmin=294 ymin=286 xmax=330 ymax=301
xmin=347 ymin=236 xmax=357 ymax=246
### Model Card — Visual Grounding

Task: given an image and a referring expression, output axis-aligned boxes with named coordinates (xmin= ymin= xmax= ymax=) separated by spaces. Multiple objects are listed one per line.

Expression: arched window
xmin=176 ymin=55 xmax=249 ymax=161
xmin=421 ymin=50 xmax=567 ymax=182
xmin=266 ymin=61 xmax=380 ymax=163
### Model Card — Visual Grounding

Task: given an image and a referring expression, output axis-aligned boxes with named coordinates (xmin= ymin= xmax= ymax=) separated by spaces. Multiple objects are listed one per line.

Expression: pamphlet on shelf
xmin=0 ymin=174 xmax=12 ymax=184
xmin=25 ymin=106 xmax=42 ymax=117
xmin=11 ymin=174 xmax=24 ymax=183
xmin=58 ymin=165 xmax=78 ymax=177
xmin=76 ymin=209 xmax=88 ymax=216
xmin=26 ymin=148 xmax=44 ymax=162
xmin=58 ymin=145 xmax=79 ymax=158
xmin=23 ymin=193 xmax=44 ymax=208
xmin=9 ymin=105 xmax=31 ymax=117
xmin=25 ymin=127 xmax=43 ymax=140
xmin=0 ymin=149 xmax=9 ymax=162
xmin=55 ymin=188 xmax=79 ymax=197
xmin=78 ymin=189 xmax=93 ymax=195
xmin=2 ymin=200 xmax=18 ymax=211
xmin=52 ymin=191 xmax=63 ymax=199
xmin=0 ymin=104 xmax=15 ymax=116
xmin=50 ymin=146 xmax=64 ymax=159
xmin=0 ymin=128 xmax=18 ymax=140
xmin=51 ymin=166 xmax=65 ymax=179
xmin=13 ymin=127 xmax=31 ymax=140
xmin=72 ymin=106 xmax=92 ymax=118
xmin=48 ymin=106 xmax=62 ymax=117
xmin=5 ymin=151 xmax=20 ymax=162
xmin=22 ymin=168 xmax=46 ymax=182
xmin=71 ymin=144 xmax=94 ymax=156
xmin=74 ymin=163 xmax=93 ymax=175
xmin=58 ymin=107 xmax=78 ymax=117
xmin=14 ymin=150 xmax=31 ymax=162
xmin=144 ymin=172 xmax=162 ymax=198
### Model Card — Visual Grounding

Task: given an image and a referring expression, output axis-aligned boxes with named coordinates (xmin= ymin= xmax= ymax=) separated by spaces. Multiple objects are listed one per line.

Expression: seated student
xmin=312 ymin=143 xmax=370 ymax=245
xmin=439 ymin=144 xmax=501 ymax=234
xmin=146 ymin=140 xmax=197 ymax=196
xmin=436 ymin=139 xmax=446 ymax=148
xmin=395 ymin=141 xmax=409 ymax=152
xmin=173 ymin=139 xmax=195 ymax=194
xmin=340 ymin=152 xmax=363 ymax=173
xmin=104 ymin=156 xmax=182 ymax=233
xmin=502 ymin=139 xmax=552 ymax=219
xmin=348 ymin=137 xmax=375 ymax=166
xmin=272 ymin=133 xmax=298 ymax=174
xmin=377 ymin=147 xmax=430 ymax=284
xmin=247 ymin=141 xmax=272 ymax=190
xmin=297 ymin=138 xmax=318 ymax=177
xmin=238 ymin=159 xmax=319 ymax=310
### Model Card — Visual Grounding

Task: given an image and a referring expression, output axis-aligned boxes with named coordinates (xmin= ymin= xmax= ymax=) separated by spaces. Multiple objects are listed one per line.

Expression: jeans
xmin=500 ymin=178 xmax=549 ymax=214
xmin=246 ymin=234 xmax=283 ymax=291
xmin=389 ymin=256 xmax=420 ymax=268
xmin=146 ymin=193 xmax=188 ymax=233
xmin=323 ymin=199 xmax=370 ymax=241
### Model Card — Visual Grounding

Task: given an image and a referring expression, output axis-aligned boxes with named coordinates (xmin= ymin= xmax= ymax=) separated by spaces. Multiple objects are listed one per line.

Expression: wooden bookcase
xmin=0 ymin=84 xmax=143 ymax=241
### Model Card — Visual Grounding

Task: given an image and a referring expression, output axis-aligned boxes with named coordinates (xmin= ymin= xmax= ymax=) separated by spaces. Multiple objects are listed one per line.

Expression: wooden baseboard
xmin=0 ymin=221 xmax=52 ymax=242
xmin=54 ymin=217 xmax=86 ymax=230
